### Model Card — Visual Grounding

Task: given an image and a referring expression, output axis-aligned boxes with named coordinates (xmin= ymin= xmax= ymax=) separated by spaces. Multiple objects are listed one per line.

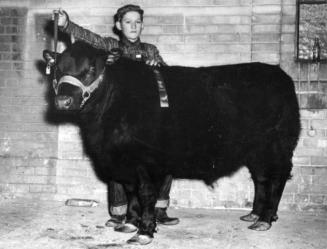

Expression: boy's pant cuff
xmin=155 ymin=199 xmax=169 ymax=209
xmin=110 ymin=204 xmax=127 ymax=216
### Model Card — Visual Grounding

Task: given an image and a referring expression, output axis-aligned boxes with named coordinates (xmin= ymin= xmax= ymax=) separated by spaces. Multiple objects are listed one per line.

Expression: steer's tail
xmin=274 ymin=68 xmax=301 ymax=157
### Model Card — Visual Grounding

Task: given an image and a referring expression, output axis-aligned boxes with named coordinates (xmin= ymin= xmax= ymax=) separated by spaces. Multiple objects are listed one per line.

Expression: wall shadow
xmin=35 ymin=18 xmax=110 ymax=184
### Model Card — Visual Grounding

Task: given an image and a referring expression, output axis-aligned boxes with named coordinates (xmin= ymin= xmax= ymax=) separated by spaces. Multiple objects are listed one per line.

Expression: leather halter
xmin=54 ymin=70 xmax=105 ymax=108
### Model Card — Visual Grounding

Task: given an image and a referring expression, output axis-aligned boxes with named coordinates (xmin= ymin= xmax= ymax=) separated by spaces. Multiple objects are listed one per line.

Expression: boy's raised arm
xmin=54 ymin=9 xmax=118 ymax=51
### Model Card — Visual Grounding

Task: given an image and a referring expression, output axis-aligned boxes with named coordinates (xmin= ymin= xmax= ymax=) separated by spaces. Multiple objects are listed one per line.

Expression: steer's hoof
xmin=114 ymin=223 xmax=138 ymax=233
xmin=240 ymin=213 xmax=260 ymax=222
xmin=248 ymin=221 xmax=271 ymax=231
xmin=127 ymin=234 xmax=153 ymax=245
xmin=271 ymin=215 xmax=279 ymax=222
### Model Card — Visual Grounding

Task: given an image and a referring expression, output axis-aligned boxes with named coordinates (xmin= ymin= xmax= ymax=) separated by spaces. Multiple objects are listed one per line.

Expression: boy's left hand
xmin=106 ymin=48 xmax=122 ymax=65
xmin=146 ymin=59 xmax=161 ymax=67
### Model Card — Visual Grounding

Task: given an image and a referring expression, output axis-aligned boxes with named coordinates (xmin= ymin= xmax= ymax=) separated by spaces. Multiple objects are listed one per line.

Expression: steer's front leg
xmin=127 ymin=166 xmax=157 ymax=245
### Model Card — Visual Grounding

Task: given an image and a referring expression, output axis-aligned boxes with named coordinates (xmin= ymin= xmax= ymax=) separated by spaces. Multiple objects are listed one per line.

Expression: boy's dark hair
xmin=114 ymin=4 xmax=144 ymax=22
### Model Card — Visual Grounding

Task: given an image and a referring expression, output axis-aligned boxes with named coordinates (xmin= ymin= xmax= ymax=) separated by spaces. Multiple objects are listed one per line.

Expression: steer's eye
xmin=82 ymin=67 xmax=96 ymax=84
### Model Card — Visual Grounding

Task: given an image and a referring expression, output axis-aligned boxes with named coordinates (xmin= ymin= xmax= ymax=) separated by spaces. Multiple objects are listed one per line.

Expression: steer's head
xmin=43 ymin=42 xmax=107 ymax=112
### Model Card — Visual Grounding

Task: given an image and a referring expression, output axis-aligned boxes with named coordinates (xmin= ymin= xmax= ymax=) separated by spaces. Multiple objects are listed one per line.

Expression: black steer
xmin=43 ymin=41 xmax=300 ymax=245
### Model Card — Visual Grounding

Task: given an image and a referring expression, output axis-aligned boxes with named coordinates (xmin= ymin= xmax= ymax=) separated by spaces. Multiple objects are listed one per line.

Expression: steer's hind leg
xmin=240 ymin=174 xmax=260 ymax=223
xmin=249 ymin=163 xmax=290 ymax=231
xmin=247 ymin=149 xmax=292 ymax=231
xmin=246 ymin=173 xmax=272 ymax=231
xmin=248 ymin=173 xmax=288 ymax=231
xmin=241 ymin=170 xmax=269 ymax=225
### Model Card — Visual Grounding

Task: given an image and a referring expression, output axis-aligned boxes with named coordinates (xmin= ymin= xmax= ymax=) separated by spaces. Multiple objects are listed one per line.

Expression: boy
xmin=56 ymin=5 xmax=164 ymax=66
xmin=54 ymin=4 xmax=179 ymax=233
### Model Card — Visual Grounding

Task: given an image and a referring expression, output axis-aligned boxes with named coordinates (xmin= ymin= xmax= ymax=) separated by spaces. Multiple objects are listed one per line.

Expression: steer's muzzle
xmin=55 ymin=95 xmax=73 ymax=110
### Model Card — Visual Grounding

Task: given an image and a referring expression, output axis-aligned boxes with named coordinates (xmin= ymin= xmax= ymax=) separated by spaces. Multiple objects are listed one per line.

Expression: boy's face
xmin=116 ymin=11 xmax=143 ymax=42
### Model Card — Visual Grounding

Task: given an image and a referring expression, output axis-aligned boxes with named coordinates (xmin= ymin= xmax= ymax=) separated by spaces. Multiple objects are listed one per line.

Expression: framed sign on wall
xmin=296 ymin=0 xmax=327 ymax=62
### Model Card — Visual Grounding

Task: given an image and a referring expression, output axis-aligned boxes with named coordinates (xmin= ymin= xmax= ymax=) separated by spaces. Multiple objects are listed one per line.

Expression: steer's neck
xmin=79 ymin=108 xmax=104 ymax=151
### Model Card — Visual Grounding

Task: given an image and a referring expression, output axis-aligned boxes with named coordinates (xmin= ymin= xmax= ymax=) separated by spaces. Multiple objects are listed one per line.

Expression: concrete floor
xmin=0 ymin=198 xmax=326 ymax=249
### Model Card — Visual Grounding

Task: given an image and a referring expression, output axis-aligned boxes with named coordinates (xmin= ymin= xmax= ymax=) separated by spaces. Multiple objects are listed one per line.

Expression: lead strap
xmin=49 ymin=10 xmax=59 ymax=87
xmin=153 ymin=69 xmax=169 ymax=108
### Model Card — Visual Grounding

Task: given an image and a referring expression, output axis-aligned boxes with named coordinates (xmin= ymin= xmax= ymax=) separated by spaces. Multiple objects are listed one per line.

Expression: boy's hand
xmin=52 ymin=8 xmax=68 ymax=28
xmin=146 ymin=59 xmax=161 ymax=67
xmin=106 ymin=48 xmax=122 ymax=65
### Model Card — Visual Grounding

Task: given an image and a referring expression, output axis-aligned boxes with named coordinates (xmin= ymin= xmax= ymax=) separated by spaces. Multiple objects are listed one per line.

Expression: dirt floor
xmin=0 ymin=198 xmax=326 ymax=249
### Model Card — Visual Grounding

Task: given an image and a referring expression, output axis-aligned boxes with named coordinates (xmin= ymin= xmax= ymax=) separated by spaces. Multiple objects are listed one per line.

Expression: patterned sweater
xmin=62 ymin=21 xmax=166 ymax=65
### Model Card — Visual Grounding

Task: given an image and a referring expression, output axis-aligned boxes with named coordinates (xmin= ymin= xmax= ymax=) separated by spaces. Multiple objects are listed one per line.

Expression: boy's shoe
xmin=155 ymin=208 xmax=179 ymax=225
xmin=105 ymin=215 xmax=125 ymax=227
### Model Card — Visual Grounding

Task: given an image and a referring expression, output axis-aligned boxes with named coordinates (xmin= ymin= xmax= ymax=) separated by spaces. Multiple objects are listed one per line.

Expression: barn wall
xmin=0 ymin=0 xmax=326 ymax=212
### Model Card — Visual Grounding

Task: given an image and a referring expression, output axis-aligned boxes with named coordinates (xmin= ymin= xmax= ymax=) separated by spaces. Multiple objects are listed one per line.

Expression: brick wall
xmin=0 ymin=0 xmax=326 ymax=212
xmin=0 ymin=6 xmax=58 ymax=200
